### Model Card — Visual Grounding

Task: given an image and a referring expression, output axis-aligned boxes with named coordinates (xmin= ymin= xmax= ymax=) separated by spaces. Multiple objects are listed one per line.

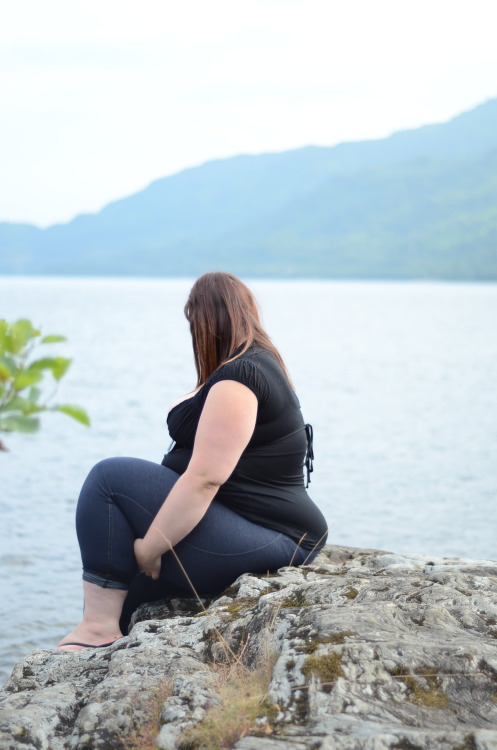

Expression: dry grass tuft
xmin=179 ymin=655 xmax=278 ymax=750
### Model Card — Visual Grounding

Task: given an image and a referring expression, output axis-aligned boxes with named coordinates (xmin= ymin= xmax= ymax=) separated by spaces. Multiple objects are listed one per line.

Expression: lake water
xmin=1 ymin=277 xmax=496 ymax=684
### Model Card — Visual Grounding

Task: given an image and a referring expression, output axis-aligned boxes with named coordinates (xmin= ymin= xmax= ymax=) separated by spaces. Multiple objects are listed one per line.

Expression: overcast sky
xmin=2 ymin=0 xmax=497 ymax=227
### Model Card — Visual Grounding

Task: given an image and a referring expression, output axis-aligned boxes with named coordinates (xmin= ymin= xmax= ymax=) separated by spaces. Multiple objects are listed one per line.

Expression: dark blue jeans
xmin=76 ymin=458 xmax=316 ymax=630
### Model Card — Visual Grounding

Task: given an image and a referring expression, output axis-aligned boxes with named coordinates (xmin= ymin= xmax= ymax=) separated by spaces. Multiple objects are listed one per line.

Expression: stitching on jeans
xmin=181 ymin=533 xmax=289 ymax=557
xmin=106 ymin=497 xmax=113 ymax=580
xmin=111 ymin=492 xmax=156 ymax=519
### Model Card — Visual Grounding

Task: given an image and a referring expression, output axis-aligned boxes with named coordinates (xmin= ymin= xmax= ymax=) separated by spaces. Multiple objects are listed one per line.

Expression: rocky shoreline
xmin=1 ymin=545 xmax=497 ymax=749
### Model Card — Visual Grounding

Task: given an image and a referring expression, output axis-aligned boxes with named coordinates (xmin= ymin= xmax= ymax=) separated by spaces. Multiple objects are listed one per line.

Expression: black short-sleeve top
xmin=162 ymin=345 xmax=328 ymax=551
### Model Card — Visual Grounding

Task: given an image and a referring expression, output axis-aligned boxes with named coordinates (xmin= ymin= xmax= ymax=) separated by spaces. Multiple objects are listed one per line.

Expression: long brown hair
xmin=185 ymin=272 xmax=291 ymax=387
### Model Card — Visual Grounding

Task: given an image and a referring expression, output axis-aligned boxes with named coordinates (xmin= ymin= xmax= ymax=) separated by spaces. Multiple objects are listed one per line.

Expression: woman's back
xmin=164 ymin=346 xmax=327 ymax=551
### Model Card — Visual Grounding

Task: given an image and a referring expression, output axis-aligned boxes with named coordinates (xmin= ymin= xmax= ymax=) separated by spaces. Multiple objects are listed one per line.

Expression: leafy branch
xmin=0 ymin=318 xmax=90 ymax=451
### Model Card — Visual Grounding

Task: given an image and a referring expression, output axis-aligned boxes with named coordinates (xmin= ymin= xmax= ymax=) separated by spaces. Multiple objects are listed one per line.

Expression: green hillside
xmin=1 ymin=98 xmax=497 ymax=279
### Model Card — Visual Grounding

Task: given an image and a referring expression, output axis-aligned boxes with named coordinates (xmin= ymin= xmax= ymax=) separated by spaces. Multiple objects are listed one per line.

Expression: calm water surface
xmin=1 ymin=277 xmax=496 ymax=684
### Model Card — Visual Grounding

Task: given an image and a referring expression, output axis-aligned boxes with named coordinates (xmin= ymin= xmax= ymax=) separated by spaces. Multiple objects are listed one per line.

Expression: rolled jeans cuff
xmin=83 ymin=569 xmax=129 ymax=590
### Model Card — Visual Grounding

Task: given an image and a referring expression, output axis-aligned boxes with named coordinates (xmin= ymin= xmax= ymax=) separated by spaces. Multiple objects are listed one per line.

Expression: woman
xmin=58 ymin=272 xmax=328 ymax=650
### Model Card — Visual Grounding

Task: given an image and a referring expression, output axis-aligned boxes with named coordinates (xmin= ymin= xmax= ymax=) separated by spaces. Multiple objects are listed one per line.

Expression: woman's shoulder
xmin=206 ymin=346 xmax=272 ymax=399
xmin=220 ymin=345 xmax=277 ymax=375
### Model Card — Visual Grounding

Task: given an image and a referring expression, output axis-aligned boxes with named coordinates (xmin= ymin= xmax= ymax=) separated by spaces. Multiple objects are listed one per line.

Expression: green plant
xmin=0 ymin=318 xmax=90 ymax=450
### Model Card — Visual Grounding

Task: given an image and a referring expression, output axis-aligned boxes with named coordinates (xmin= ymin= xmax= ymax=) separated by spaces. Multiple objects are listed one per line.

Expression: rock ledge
xmin=1 ymin=545 xmax=497 ymax=749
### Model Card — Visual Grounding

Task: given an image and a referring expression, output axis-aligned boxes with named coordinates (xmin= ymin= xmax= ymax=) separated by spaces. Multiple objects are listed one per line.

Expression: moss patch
xmin=221 ymin=585 xmax=240 ymax=598
xmin=223 ymin=597 xmax=260 ymax=618
xmin=279 ymin=589 xmax=313 ymax=608
xmin=389 ymin=666 xmax=409 ymax=677
xmin=301 ymin=631 xmax=356 ymax=653
xmin=302 ymin=653 xmax=344 ymax=693
xmin=342 ymin=587 xmax=358 ymax=600
xmin=390 ymin=666 xmax=448 ymax=709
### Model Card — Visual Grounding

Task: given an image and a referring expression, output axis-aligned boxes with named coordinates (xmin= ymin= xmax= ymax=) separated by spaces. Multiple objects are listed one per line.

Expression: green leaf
xmin=54 ymin=404 xmax=91 ymax=426
xmin=6 ymin=319 xmax=39 ymax=354
xmin=29 ymin=357 xmax=60 ymax=372
xmin=41 ymin=334 xmax=67 ymax=344
xmin=14 ymin=369 xmax=44 ymax=390
xmin=0 ymin=414 xmax=40 ymax=433
xmin=0 ymin=320 xmax=7 ymax=355
xmin=0 ymin=363 xmax=11 ymax=382
xmin=4 ymin=395 xmax=45 ymax=415
xmin=30 ymin=356 xmax=72 ymax=380
xmin=29 ymin=386 xmax=42 ymax=402
xmin=50 ymin=357 xmax=72 ymax=381
xmin=0 ymin=354 xmax=17 ymax=376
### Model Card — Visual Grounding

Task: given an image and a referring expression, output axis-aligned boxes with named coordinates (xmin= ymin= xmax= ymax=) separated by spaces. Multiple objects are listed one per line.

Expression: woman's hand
xmin=134 ymin=538 xmax=162 ymax=580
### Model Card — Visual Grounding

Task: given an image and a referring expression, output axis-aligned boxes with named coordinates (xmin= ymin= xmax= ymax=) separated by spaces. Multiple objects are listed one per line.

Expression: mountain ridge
xmin=1 ymin=97 xmax=497 ymax=279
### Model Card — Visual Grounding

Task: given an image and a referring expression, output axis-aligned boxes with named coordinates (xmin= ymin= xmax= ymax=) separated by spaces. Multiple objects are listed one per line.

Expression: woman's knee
xmin=89 ymin=457 xmax=127 ymax=476
xmin=77 ymin=459 xmax=123 ymax=511
xmin=83 ymin=457 xmax=132 ymax=490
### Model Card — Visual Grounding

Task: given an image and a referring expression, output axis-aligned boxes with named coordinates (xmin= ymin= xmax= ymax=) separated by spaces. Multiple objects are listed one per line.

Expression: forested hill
xmin=1 ymin=98 xmax=497 ymax=279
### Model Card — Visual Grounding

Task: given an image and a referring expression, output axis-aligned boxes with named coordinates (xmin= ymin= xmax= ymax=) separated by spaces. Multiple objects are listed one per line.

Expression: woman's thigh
xmin=159 ymin=500 xmax=308 ymax=594
xmin=78 ymin=456 xmax=310 ymax=596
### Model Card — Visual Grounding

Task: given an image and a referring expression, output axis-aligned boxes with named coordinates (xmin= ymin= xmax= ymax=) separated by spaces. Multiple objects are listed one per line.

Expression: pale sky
xmin=2 ymin=0 xmax=497 ymax=227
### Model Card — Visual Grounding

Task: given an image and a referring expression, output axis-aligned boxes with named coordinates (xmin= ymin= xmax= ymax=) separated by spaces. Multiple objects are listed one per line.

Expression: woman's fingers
xmin=134 ymin=538 xmax=161 ymax=579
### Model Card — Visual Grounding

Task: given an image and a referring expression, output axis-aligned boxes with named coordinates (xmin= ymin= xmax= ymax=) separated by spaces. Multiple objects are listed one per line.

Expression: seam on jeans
xmin=106 ymin=496 xmax=113 ymax=580
xmin=181 ymin=532 xmax=288 ymax=557
xmin=110 ymin=492 xmax=155 ymax=519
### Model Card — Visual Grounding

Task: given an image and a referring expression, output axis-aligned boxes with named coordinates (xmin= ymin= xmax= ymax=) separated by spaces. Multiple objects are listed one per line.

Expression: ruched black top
xmin=162 ymin=346 xmax=328 ymax=551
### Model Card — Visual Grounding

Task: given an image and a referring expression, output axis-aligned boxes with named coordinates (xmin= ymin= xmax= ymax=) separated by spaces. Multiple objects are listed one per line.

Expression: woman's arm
xmin=134 ymin=379 xmax=258 ymax=578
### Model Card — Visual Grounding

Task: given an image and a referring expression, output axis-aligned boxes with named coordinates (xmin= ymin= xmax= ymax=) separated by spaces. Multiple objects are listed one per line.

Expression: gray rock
xmin=1 ymin=545 xmax=497 ymax=749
